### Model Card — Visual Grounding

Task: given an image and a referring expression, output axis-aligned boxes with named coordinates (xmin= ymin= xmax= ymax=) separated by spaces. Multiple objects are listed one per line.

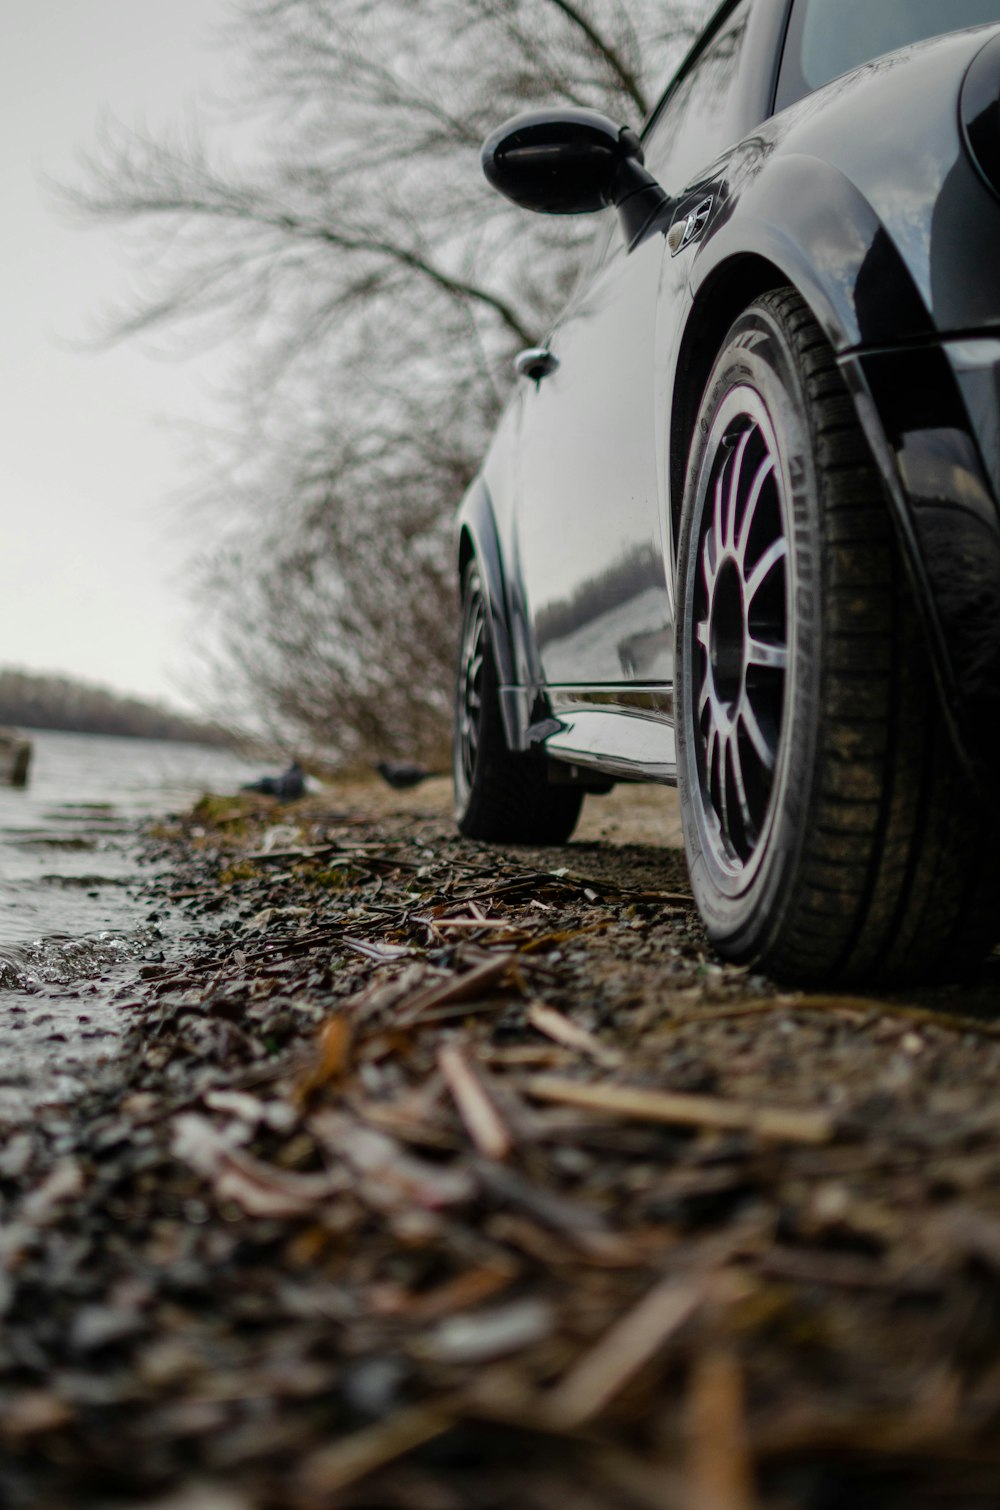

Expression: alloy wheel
xmin=690 ymin=391 xmax=790 ymax=878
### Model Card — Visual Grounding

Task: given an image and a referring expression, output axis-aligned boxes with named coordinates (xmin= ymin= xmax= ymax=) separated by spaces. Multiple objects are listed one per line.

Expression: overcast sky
xmin=2 ymin=0 xmax=238 ymax=709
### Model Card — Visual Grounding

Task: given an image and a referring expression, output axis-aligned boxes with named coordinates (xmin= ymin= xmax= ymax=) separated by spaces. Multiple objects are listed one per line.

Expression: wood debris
xmin=438 ymin=1042 xmax=513 ymax=1160
xmin=297 ymin=1404 xmax=456 ymax=1497
xmin=527 ymin=1000 xmax=624 ymax=1067
xmin=524 ymin=1075 xmax=835 ymax=1145
xmin=5 ymin=787 xmax=1000 ymax=1507
xmin=686 ymin=1347 xmax=758 ymax=1510
xmin=544 ymin=1275 xmax=705 ymax=1429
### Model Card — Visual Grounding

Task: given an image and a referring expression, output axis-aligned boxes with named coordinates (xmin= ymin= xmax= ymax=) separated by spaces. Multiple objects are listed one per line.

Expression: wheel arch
xmin=668 ymin=151 xmax=938 ymax=550
xmin=454 ymin=475 xmax=520 ymax=740
xmin=668 ymin=253 xmax=789 ymax=552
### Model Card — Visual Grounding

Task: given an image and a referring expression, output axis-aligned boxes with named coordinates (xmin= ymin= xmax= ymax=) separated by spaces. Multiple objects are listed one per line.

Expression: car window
xmin=641 ymin=0 xmax=752 ymax=194
xmin=777 ymin=0 xmax=1000 ymax=110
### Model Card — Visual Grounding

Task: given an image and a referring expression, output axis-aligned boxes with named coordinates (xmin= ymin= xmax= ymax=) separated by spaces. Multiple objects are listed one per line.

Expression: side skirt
xmin=526 ymin=687 xmax=677 ymax=785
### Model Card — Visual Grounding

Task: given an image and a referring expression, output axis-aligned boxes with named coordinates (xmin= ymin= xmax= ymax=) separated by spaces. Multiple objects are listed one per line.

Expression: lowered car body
xmin=454 ymin=0 xmax=1000 ymax=984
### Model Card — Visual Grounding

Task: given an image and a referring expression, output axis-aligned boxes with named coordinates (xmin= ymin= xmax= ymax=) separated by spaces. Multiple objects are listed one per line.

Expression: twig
xmin=544 ymin=1276 xmax=704 ymax=1428
xmin=343 ymin=937 xmax=415 ymax=961
xmin=525 ymin=1077 xmax=835 ymax=1145
xmin=527 ymin=1002 xmax=623 ymax=1068
xmin=394 ymin=954 xmax=515 ymax=1027
xmin=438 ymin=1044 xmax=512 ymax=1160
xmin=240 ymin=843 xmax=341 ymax=862
xmin=298 ymin=1404 xmax=455 ymax=1496
xmin=686 ymin=1347 xmax=758 ymax=1510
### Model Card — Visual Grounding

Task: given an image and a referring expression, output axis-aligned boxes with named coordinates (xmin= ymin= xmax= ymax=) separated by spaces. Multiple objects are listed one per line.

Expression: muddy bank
xmin=3 ymin=779 xmax=1000 ymax=1508
xmin=0 ymin=730 xmax=264 ymax=1123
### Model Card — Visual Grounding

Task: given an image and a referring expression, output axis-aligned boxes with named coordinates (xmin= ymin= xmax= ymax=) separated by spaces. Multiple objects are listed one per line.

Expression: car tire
xmin=675 ymin=286 xmax=1000 ymax=985
xmin=454 ymin=559 xmax=583 ymax=844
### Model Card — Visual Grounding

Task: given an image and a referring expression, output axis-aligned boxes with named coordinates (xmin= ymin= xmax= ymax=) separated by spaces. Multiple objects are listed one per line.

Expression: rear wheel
xmin=676 ymin=287 xmax=1000 ymax=985
xmin=454 ymin=560 xmax=582 ymax=844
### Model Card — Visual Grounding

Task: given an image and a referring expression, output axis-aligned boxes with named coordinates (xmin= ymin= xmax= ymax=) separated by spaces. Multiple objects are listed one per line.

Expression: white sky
xmin=1 ymin=0 xmax=237 ymax=710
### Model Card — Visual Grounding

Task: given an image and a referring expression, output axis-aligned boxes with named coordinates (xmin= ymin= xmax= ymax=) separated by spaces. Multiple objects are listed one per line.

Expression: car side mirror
xmin=481 ymin=108 xmax=671 ymax=249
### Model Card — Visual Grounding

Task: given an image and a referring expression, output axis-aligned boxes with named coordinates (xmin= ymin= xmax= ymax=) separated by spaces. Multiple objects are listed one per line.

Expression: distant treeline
xmin=0 ymin=669 xmax=232 ymax=745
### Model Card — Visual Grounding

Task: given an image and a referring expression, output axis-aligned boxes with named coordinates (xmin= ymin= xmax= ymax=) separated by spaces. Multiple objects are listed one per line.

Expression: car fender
xmin=455 ymin=473 xmax=534 ymax=751
xmin=690 ymin=152 xmax=933 ymax=355
xmin=679 ymin=157 xmax=1000 ymax=799
xmin=661 ymin=153 xmax=933 ymax=558
xmin=455 ymin=473 xmax=514 ymax=691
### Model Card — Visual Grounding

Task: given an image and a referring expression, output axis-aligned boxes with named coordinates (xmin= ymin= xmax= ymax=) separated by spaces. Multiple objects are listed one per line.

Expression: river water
xmin=0 ymin=729 xmax=262 ymax=1120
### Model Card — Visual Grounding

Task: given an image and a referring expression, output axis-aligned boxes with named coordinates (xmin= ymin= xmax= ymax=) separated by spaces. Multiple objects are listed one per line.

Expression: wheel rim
xmin=689 ymin=391 xmax=790 ymax=882
xmin=454 ymin=577 xmax=486 ymax=802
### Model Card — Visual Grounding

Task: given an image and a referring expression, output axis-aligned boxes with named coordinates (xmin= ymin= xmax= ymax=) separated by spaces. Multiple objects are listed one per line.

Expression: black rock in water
xmin=241 ymin=760 xmax=305 ymax=799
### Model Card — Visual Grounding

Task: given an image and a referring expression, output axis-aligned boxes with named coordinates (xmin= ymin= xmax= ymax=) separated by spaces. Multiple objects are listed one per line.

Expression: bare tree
xmin=70 ymin=0 xmax=706 ymax=760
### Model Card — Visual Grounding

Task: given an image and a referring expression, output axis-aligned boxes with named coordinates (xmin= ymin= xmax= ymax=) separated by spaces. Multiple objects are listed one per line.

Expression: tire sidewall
xmin=676 ymin=301 xmax=824 ymax=962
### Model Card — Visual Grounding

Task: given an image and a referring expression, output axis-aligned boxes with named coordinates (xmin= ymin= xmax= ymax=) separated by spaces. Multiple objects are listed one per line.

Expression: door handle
xmin=514 ymin=347 xmax=560 ymax=381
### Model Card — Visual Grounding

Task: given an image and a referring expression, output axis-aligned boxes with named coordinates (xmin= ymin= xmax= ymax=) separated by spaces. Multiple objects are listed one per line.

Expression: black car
xmin=453 ymin=0 xmax=1000 ymax=985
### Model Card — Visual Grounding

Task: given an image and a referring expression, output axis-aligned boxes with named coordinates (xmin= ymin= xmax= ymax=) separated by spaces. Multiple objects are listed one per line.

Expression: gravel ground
xmin=3 ymin=777 xmax=1000 ymax=1509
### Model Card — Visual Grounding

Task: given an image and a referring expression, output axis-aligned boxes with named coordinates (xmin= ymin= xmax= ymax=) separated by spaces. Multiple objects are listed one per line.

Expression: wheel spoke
xmin=736 ymin=454 xmax=775 ymax=564
xmin=709 ymin=471 xmax=726 ymax=580
xmin=745 ymin=537 xmax=787 ymax=605
xmin=746 ymin=636 xmax=788 ymax=672
xmin=725 ymin=427 xmax=753 ymax=551
xmin=704 ymin=717 xmax=719 ymax=790
xmin=716 ymin=729 xmax=732 ymax=836
xmin=740 ymin=700 xmax=776 ymax=773
xmin=730 ymin=730 xmax=755 ymax=842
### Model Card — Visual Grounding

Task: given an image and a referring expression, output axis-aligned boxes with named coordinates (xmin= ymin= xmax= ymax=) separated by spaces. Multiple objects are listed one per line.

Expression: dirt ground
xmin=308 ymin=774 xmax=686 ymax=847
xmin=4 ymin=776 xmax=1000 ymax=1509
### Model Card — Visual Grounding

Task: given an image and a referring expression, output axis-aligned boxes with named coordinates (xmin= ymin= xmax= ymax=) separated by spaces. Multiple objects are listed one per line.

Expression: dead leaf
xmin=1 ymin=1390 xmax=73 ymax=1438
xmin=418 ymin=1298 xmax=555 ymax=1365
xmin=311 ymin=1110 xmax=474 ymax=1210
xmin=296 ymin=1015 xmax=352 ymax=1102
xmin=171 ymin=1112 xmax=342 ymax=1218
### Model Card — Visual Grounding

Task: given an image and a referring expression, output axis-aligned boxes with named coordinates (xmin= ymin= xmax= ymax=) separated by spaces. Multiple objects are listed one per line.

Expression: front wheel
xmin=453 ymin=560 xmax=582 ymax=844
xmin=676 ymin=287 xmax=1000 ymax=985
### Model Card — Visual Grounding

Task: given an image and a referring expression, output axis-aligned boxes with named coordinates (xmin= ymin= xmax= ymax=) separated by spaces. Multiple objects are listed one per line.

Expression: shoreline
xmin=2 ymin=779 xmax=1000 ymax=1506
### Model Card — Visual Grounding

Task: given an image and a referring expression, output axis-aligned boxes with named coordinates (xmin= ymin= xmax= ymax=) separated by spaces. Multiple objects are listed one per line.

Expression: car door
xmin=512 ymin=0 xmax=755 ymax=692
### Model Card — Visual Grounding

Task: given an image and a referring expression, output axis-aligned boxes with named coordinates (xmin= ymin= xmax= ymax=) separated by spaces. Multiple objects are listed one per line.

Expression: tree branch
xmin=541 ymin=0 xmax=649 ymax=116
